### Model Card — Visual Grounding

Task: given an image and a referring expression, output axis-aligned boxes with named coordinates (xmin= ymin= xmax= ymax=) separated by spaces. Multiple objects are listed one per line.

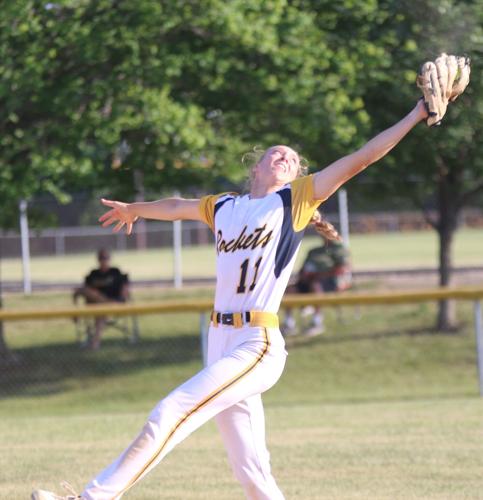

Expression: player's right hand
xmin=99 ymin=199 xmax=139 ymax=235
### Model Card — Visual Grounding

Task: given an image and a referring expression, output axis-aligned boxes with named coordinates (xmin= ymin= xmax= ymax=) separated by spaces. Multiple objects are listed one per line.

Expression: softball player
xmin=32 ymin=100 xmax=428 ymax=500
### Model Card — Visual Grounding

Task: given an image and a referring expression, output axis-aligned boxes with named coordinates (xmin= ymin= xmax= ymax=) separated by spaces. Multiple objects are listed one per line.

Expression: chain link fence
xmin=3 ymin=208 xmax=483 ymax=259
xmin=0 ymin=300 xmax=210 ymax=400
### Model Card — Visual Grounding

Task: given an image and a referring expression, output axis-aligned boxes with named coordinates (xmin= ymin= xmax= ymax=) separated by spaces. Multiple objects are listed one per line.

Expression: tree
xmin=3 ymin=0 xmax=478 ymax=337
xmin=353 ymin=0 xmax=483 ymax=329
xmin=0 ymin=0 xmax=226 ymax=227
xmin=0 ymin=0 xmax=382 ymax=355
xmin=1 ymin=0 xmax=383 ymax=212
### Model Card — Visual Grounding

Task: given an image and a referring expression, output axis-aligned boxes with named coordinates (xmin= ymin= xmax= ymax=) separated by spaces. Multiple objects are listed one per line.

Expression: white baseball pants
xmin=82 ymin=324 xmax=287 ymax=500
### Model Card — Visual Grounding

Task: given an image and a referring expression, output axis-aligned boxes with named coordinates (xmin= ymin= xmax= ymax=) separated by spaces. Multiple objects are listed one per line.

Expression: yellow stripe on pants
xmin=114 ymin=327 xmax=271 ymax=499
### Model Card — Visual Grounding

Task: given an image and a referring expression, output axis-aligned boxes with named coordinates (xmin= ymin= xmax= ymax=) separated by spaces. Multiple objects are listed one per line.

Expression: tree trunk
xmin=436 ymin=162 xmax=458 ymax=331
xmin=436 ymin=221 xmax=457 ymax=330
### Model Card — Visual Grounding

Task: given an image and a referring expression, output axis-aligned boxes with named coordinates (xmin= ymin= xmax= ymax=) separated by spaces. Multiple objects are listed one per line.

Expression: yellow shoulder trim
xmin=198 ymin=193 xmax=235 ymax=232
xmin=291 ymin=175 xmax=324 ymax=232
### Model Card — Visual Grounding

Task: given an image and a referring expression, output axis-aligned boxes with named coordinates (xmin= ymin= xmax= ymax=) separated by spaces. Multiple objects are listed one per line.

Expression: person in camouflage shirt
xmin=283 ymin=238 xmax=351 ymax=336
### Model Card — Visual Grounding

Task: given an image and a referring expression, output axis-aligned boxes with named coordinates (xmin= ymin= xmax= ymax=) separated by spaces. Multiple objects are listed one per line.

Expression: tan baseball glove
xmin=416 ymin=53 xmax=471 ymax=126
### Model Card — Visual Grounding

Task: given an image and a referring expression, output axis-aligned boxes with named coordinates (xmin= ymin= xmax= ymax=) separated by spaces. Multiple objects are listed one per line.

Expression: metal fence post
xmin=337 ymin=188 xmax=350 ymax=248
xmin=173 ymin=219 xmax=182 ymax=289
xmin=474 ymin=300 xmax=483 ymax=397
xmin=19 ymin=199 xmax=32 ymax=294
xmin=172 ymin=190 xmax=183 ymax=289
xmin=55 ymin=231 xmax=65 ymax=255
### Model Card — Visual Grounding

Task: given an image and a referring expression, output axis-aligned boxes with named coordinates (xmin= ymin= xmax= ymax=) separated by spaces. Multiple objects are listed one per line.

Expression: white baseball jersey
xmin=70 ymin=179 xmax=324 ymax=500
xmin=199 ymin=175 xmax=324 ymax=313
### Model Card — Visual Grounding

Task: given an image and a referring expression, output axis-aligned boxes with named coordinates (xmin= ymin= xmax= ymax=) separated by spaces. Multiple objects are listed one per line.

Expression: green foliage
xmin=352 ymin=0 xmax=483 ymax=214
xmin=0 ymin=0 xmax=383 ymax=225
xmin=0 ymin=0 xmax=481 ymax=240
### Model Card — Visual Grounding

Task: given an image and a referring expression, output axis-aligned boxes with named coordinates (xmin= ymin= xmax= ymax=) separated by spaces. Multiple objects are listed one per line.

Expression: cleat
xmin=31 ymin=491 xmax=65 ymax=500
xmin=31 ymin=482 xmax=81 ymax=500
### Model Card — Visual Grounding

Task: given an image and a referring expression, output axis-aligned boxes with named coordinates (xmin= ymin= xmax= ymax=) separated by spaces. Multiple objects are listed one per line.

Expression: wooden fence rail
xmin=1 ymin=286 xmax=483 ymax=395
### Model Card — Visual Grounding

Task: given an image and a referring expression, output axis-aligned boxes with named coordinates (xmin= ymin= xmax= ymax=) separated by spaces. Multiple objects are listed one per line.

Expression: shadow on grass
xmin=0 ymin=334 xmax=201 ymax=398
xmin=284 ymin=322 xmax=468 ymax=349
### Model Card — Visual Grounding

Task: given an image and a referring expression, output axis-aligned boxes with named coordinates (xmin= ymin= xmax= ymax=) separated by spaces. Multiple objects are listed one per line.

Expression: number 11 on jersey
xmin=236 ymin=257 xmax=262 ymax=294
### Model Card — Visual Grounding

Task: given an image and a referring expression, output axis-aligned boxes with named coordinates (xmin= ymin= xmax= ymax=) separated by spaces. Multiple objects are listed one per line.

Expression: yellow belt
xmin=211 ymin=310 xmax=279 ymax=329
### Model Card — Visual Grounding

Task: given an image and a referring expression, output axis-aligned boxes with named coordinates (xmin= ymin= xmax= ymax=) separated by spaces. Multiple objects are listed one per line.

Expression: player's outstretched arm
xmin=312 ymin=100 xmax=428 ymax=201
xmin=99 ymin=197 xmax=202 ymax=234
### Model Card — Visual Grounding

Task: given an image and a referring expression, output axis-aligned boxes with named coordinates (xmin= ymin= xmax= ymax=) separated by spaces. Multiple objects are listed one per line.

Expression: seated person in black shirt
xmin=73 ymin=248 xmax=129 ymax=350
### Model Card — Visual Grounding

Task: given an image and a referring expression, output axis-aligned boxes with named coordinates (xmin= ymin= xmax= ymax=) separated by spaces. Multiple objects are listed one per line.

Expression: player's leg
xmin=283 ymin=281 xmax=311 ymax=336
xmin=89 ymin=317 xmax=106 ymax=350
xmin=83 ymin=286 xmax=110 ymax=304
xmin=81 ymin=326 xmax=286 ymax=500
xmin=304 ymin=279 xmax=325 ymax=336
xmin=215 ymin=394 xmax=285 ymax=500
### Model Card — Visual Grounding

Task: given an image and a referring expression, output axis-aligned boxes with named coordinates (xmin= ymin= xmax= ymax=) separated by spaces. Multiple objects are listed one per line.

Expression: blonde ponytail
xmin=309 ymin=210 xmax=342 ymax=241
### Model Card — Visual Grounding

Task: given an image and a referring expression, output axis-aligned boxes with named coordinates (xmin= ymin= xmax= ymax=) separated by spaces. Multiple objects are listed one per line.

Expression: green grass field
xmin=2 ymin=228 xmax=483 ymax=283
xmin=1 ymin=285 xmax=483 ymax=499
